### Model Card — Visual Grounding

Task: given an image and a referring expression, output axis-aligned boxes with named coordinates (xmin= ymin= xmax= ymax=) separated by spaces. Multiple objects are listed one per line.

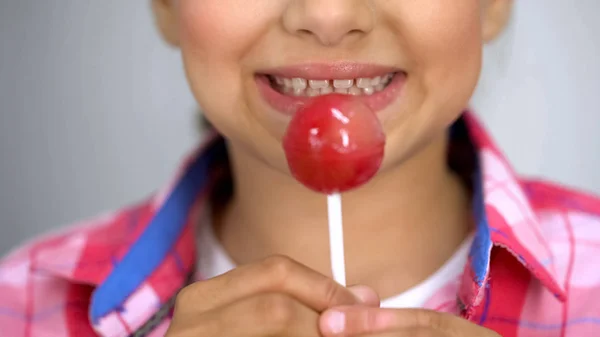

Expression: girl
xmin=2 ymin=1 xmax=600 ymax=336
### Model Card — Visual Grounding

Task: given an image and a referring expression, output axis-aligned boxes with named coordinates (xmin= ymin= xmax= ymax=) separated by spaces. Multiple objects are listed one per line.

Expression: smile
xmin=256 ymin=63 xmax=406 ymax=115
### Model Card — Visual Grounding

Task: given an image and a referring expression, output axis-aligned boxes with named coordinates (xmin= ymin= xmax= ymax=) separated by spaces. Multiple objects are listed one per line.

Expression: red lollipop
xmin=283 ymin=95 xmax=385 ymax=194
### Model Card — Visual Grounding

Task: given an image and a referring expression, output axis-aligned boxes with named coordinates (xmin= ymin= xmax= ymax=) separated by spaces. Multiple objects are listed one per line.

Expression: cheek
xmin=174 ymin=1 xmax=291 ymax=128
xmin=174 ymin=1 xmax=275 ymax=133
xmin=176 ymin=1 xmax=281 ymax=66
xmin=399 ymin=1 xmax=483 ymax=108
xmin=177 ymin=0 xmax=253 ymax=79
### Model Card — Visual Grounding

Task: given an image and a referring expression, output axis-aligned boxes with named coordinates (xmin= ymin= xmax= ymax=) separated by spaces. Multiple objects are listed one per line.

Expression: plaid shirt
xmin=1 ymin=113 xmax=600 ymax=337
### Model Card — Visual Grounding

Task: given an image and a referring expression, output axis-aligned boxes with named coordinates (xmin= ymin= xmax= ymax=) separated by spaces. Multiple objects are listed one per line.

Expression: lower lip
xmin=255 ymin=73 xmax=406 ymax=115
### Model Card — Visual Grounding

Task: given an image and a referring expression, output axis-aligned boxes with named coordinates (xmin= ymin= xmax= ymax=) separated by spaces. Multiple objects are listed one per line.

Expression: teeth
xmin=356 ymin=78 xmax=371 ymax=89
xmin=306 ymin=88 xmax=320 ymax=97
xmin=292 ymin=78 xmax=307 ymax=90
xmin=333 ymin=79 xmax=353 ymax=89
xmin=348 ymin=86 xmax=362 ymax=96
xmin=271 ymin=73 xmax=395 ymax=97
xmin=309 ymin=80 xmax=329 ymax=89
xmin=320 ymin=86 xmax=333 ymax=95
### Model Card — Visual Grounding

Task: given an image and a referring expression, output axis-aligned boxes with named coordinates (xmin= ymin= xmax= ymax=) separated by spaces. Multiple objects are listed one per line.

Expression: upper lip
xmin=258 ymin=62 xmax=401 ymax=80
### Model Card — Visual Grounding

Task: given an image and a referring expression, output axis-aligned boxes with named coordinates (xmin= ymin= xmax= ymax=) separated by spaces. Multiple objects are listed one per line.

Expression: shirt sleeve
xmin=0 ymin=238 xmax=96 ymax=336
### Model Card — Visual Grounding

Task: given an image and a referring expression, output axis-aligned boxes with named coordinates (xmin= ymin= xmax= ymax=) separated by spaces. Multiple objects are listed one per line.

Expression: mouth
xmin=255 ymin=63 xmax=406 ymax=115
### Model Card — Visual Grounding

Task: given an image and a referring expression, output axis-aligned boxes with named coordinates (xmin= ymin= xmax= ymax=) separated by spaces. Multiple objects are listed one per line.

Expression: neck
xmin=215 ymin=133 xmax=472 ymax=297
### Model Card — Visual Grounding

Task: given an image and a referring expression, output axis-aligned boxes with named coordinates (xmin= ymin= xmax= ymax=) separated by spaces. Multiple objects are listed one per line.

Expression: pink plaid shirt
xmin=1 ymin=113 xmax=600 ymax=337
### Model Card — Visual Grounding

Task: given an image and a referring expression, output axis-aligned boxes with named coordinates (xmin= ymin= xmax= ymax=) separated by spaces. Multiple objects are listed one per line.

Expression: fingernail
xmin=325 ymin=311 xmax=346 ymax=334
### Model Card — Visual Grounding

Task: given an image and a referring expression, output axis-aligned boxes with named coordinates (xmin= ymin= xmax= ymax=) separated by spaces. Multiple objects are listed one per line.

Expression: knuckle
xmin=321 ymin=277 xmax=344 ymax=307
xmin=174 ymin=283 xmax=206 ymax=311
xmin=256 ymin=293 xmax=297 ymax=331
xmin=415 ymin=309 xmax=442 ymax=329
xmin=261 ymin=255 xmax=295 ymax=285
xmin=174 ymin=284 xmax=196 ymax=309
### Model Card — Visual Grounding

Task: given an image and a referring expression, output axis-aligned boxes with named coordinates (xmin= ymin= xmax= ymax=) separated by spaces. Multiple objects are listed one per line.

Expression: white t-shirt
xmin=197 ymin=217 xmax=473 ymax=308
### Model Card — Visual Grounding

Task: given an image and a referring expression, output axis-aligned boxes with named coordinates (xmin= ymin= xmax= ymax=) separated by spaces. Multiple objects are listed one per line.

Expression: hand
xmin=166 ymin=255 xmax=379 ymax=336
xmin=319 ymin=307 xmax=501 ymax=337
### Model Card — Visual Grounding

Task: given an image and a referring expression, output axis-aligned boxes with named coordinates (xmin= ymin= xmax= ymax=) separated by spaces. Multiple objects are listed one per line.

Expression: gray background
xmin=0 ymin=1 xmax=599 ymax=255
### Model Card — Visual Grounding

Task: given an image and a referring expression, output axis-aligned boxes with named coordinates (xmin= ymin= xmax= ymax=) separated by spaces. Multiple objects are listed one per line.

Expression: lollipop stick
xmin=327 ymin=193 xmax=346 ymax=286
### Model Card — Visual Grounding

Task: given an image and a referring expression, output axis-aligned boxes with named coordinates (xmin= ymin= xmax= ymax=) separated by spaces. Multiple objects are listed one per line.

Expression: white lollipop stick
xmin=327 ymin=193 xmax=346 ymax=286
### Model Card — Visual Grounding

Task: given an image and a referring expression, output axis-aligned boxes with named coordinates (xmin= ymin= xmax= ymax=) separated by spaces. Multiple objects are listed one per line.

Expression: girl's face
xmin=155 ymin=0 xmax=512 ymax=175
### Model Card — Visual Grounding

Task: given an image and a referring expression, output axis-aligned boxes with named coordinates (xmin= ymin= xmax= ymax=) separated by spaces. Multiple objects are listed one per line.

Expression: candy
xmin=283 ymin=95 xmax=385 ymax=194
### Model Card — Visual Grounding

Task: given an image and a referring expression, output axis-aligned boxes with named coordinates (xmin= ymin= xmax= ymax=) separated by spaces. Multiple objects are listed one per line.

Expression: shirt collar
xmin=458 ymin=113 xmax=566 ymax=312
xmin=34 ymin=113 xmax=565 ymax=331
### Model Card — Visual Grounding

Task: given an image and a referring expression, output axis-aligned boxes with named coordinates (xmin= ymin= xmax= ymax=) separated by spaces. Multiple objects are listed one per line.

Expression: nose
xmin=283 ymin=0 xmax=375 ymax=46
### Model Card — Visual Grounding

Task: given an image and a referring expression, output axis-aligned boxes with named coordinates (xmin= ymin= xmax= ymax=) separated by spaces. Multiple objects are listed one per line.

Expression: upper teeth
xmin=272 ymin=73 xmax=394 ymax=97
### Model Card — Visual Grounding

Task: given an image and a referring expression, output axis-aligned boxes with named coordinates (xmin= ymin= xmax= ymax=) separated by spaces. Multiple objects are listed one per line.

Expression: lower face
xmin=175 ymin=0 xmax=484 ymax=175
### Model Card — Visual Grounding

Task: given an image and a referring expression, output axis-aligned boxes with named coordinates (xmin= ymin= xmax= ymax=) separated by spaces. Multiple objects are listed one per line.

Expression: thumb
xmin=347 ymin=285 xmax=380 ymax=307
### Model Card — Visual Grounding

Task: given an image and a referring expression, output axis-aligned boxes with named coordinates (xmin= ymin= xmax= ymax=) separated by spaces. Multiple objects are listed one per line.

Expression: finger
xmin=347 ymin=285 xmax=380 ymax=307
xmin=176 ymin=255 xmax=368 ymax=312
xmin=173 ymin=293 xmax=321 ymax=337
xmin=320 ymin=307 xmax=451 ymax=336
